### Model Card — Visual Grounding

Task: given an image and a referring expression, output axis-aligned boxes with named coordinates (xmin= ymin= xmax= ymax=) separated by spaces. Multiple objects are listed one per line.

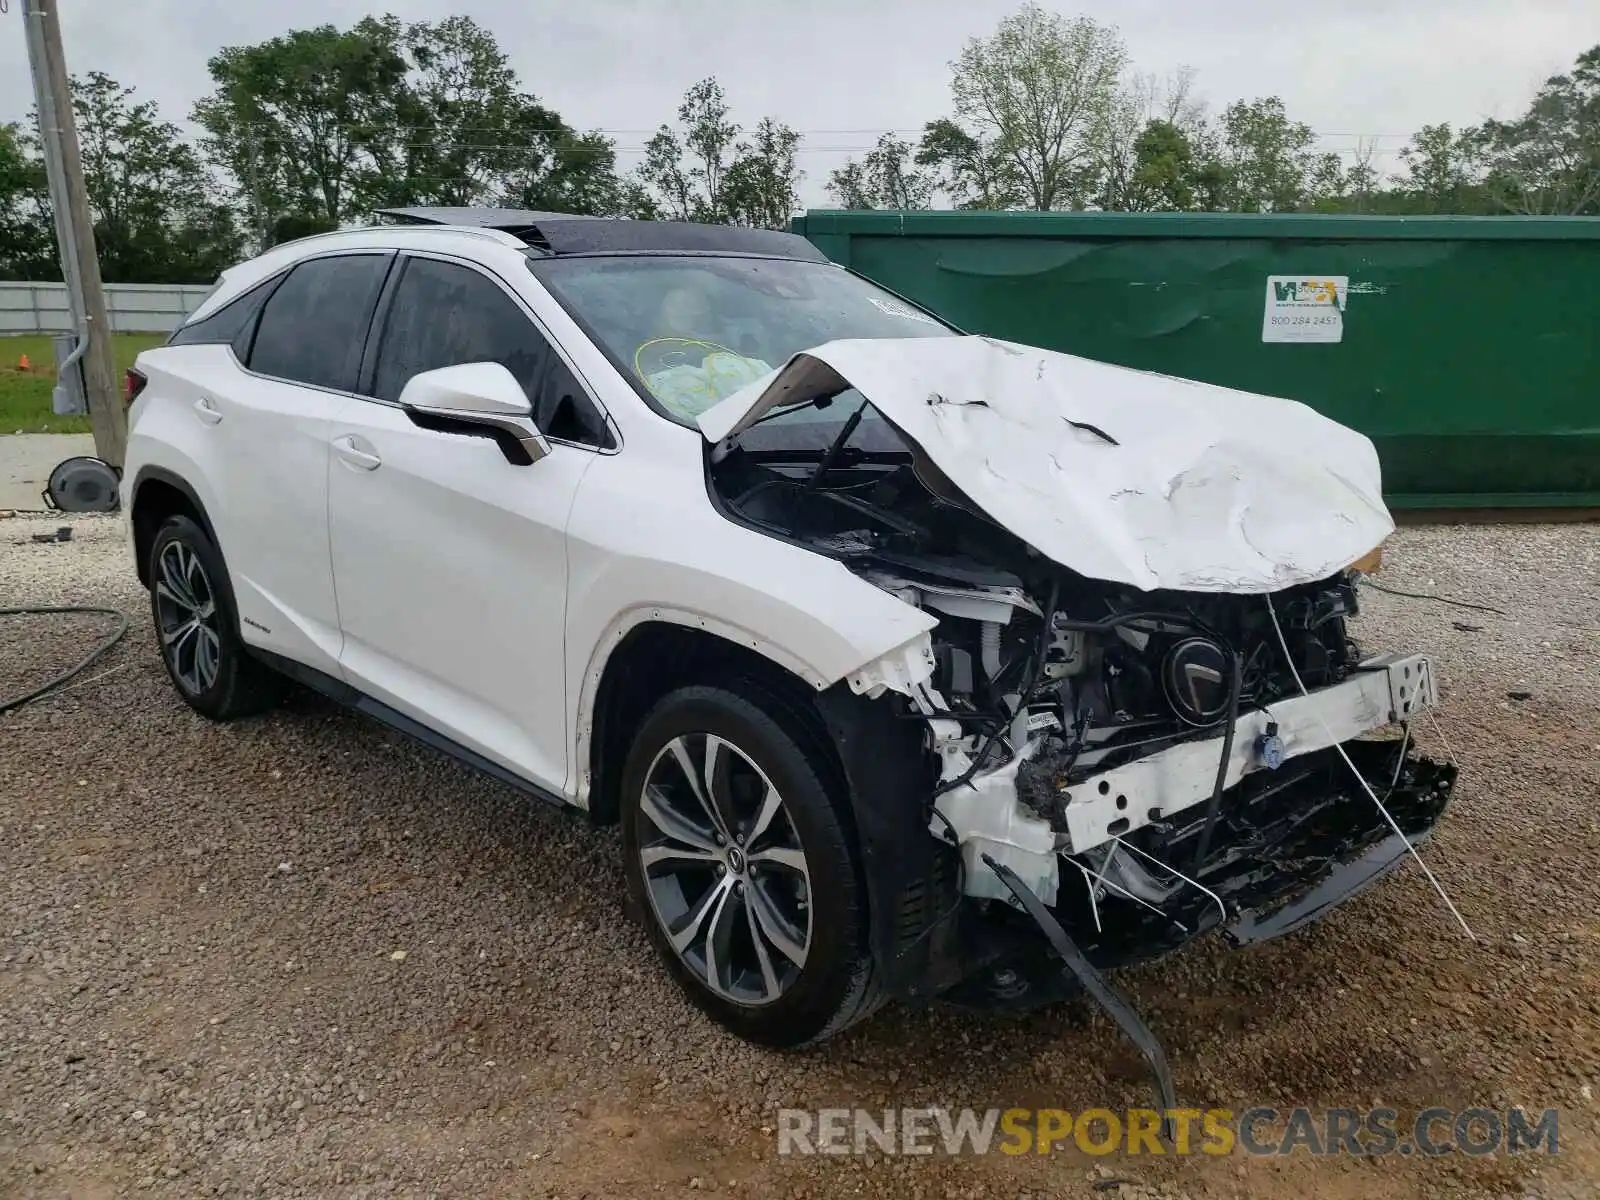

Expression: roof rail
xmin=374 ymin=207 xmax=828 ymax=262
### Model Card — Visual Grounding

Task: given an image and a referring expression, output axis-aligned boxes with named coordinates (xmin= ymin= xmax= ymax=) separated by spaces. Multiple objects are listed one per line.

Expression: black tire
xmin=620 ymin=684 xmax=883 ymax=1047
xmin=147 ymin=514 xmax=281 ymax=720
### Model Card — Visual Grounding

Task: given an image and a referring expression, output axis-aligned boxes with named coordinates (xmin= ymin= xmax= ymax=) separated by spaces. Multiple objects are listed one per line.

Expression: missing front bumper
xmin=931 ymin=740 xmax=1457 ymax=1010
xmin=1062 ymin=740 xmax=1457 ymax=965
xmin=1054 ymin=653 xmax=1441 ymax=854
xmin=932 ymin=654 xmax=1442 ymax=911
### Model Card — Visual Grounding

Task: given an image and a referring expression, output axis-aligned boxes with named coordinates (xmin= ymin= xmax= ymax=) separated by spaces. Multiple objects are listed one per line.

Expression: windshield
xmin=528 ymin=255 xmax=956 ymax=435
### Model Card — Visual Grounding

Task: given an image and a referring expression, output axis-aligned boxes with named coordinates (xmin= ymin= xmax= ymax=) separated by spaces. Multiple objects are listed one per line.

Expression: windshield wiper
xmin=733 ymin=448 xmax=910 ymax=467
xmin=743 ymin=388 xmax=843 ymax=431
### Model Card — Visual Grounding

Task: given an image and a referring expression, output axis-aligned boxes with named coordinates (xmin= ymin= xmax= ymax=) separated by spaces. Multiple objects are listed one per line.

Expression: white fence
xmin=0 ymin=280 xmax=214 ymax=335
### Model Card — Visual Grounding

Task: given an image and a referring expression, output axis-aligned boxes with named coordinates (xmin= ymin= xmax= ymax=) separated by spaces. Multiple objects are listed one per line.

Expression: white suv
xmin=123 ymin=208 xmax=1456 ymax=1063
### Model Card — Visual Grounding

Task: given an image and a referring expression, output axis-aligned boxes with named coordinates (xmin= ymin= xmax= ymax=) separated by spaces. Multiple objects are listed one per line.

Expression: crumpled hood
xmin=698 ymin=335 xmax=1393 ymax=594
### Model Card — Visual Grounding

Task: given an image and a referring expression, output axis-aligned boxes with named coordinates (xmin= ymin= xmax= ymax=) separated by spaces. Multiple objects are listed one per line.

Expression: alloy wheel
xmin=636 ymin=733 xmax=814 ymax=1006
xmin=154 ymin=540 xmax=222 ymax=694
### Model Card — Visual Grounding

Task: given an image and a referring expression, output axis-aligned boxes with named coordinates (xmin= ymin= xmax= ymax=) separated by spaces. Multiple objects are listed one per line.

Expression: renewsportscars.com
xmin=776 ymin=1106 xmax=1560 ymax=1158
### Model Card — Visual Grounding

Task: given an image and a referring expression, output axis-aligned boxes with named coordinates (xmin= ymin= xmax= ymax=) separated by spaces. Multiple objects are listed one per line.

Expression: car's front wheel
xmin=620 ymin=684 xmax=882 ymax=1046
xmin=148 ymin=514 xmax=281 ymax=720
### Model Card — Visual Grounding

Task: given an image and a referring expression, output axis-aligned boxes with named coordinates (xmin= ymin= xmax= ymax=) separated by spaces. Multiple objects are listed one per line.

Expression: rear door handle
xmin=333 ymin=435 xmax=382 ymax=471
xmin=192 ymin=396 xmax=222 ymax=425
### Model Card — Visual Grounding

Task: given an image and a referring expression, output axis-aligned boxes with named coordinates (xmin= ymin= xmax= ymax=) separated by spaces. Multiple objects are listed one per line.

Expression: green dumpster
xmin=792 ymin=210 xmax=1600 ymax=509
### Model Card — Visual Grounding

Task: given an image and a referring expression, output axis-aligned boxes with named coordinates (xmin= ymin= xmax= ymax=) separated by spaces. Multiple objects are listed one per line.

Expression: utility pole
xmin=21 ymin=0 xmax=127 ymax=467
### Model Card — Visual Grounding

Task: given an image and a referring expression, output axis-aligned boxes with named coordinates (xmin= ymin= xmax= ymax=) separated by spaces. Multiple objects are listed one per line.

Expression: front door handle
xmin=193 ymin=396 xmax=222 ymax=425
xmin=333 ymin=435 xmax=382 ymax=471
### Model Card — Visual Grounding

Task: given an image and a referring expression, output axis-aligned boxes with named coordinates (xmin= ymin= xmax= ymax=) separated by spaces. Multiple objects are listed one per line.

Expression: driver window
xmin=372 ymin=257 xmax=610 ymax=448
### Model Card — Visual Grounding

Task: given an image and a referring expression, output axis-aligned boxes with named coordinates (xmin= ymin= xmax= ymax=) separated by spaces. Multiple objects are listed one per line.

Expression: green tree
xmin=827 ymin=133 xmax=934 ymax=209
xmin=373 ymin=15 xmax=525 ymax=208
xmin=501 ymin=124 xmax=651 ymax=217
xmin=1095 ymin=68 xmax=1206 ymax=210
xmin=265 ymin=213 xmax=339 ymax=247
xmin=1306 ymin=150 xmax=1348 ymax=208
xmin=636 ymin=79 xmax=802 ymax=227
xmin=193 ymin=19 xmax=411 ymax=232
xmin=1125 ymin=119 xmax=1197 ymax=210
xmin=915 ymin=118 xmax=1021 ymax=208
xmin=1332 ymin=138 xmax=1382 ymax=212
xmin=1213 ymin=96 xmax=1320 ymax=211
xmin=722 ymin=118 xmax=802 ymax=228
xmin=0 ymin=122 xmax=55 ymax=280
xmin=942 ymin=3 xmax=1127 ymax=210
xmin=638 ymin=125 xmax=696 ymax=221
xmin=826 ymin=159 xmax=873 ymax=210
xmin=196 ymin=15 xmax=638 ymax=241
xmin=1468 ymin=45 xmax=1599 ymax=214
xmin=1396 ymin=123 xmax=1483 ymax=212
xmin=72 ymin=72 xmax=241 ymax=282
xmin=638 ymin=78 xmax=740 ymax=222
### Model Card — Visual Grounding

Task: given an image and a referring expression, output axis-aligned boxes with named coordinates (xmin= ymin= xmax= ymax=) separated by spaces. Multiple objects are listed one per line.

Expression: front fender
xmin=562 ymin=449 xmax=939 ymax=805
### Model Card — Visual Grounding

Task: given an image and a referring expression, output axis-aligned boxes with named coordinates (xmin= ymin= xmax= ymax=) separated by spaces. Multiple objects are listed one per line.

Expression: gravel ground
xmin=1 ymin=512 xmax=1597 ymax=1200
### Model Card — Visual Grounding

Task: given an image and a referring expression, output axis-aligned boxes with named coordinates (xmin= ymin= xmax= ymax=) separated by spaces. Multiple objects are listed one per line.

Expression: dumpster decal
xmin=1261 ymin=276 xmax=1347 ymax=344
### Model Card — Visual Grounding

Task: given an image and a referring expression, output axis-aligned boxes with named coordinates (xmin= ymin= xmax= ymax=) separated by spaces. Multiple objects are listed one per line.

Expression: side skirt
xmin=246 ymin=646 xmax=572 ymax=813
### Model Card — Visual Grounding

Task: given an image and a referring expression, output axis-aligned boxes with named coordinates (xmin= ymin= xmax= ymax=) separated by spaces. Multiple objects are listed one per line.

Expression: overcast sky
xmin=2 ymin=0 xmax=1595 ymax=206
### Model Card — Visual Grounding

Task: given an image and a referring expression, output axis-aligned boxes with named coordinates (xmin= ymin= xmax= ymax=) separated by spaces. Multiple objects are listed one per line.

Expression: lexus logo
xmin=1161 ymin=637 xmax=1233 ymax=726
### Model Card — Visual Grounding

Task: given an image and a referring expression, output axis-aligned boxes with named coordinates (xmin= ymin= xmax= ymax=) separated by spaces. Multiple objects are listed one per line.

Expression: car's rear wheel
xmin=148 ymin=514 xmax=281 ymax=720
xmin=620 ymin=684 xmax=882 ymax=1046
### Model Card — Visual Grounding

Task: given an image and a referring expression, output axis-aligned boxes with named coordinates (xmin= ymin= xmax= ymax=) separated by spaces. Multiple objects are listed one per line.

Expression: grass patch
xmin=0 ymin=332 xmax=167 ymax=435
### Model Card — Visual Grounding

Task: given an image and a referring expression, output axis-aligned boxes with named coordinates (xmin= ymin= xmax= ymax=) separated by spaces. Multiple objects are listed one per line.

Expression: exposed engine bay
xmin=707 ymin=395 xmax=1455 ymax=967
xmin=699 ymin=338 xmax=1460 ymax=1125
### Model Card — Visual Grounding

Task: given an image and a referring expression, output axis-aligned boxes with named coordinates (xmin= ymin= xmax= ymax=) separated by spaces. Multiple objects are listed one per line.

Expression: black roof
xmin=373 ymin=207 xmax=827 ymax=262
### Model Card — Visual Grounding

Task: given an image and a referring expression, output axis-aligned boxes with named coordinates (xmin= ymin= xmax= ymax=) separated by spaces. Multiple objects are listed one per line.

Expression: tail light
xmin=125 ymin=367 xmax=148 ymax=408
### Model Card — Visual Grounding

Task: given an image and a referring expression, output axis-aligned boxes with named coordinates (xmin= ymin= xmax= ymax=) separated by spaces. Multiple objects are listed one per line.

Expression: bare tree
xmin=1343 ymin=136 xmax=1382 ymax=211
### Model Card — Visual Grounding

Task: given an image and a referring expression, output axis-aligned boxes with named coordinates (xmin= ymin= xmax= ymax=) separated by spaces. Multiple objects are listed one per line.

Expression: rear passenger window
xmin=168 ymin=275 xmax=279 ymax=349
xmin=247 ymin=254 xmax=389 ymax=392
xmin=373 ymin=257 xmax=610 ymax=447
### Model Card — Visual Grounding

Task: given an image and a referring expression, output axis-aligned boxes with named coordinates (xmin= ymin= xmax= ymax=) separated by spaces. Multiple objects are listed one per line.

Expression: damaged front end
xmin=699 ymin=336 xmax=1460 ymax=1029
xmin=815 ymin=556 xmax=1458 ymax=1013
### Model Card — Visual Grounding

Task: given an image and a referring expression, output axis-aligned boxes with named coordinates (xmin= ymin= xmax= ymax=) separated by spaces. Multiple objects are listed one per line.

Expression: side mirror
xmin=397 ymin=362 xmax=551 ymax=464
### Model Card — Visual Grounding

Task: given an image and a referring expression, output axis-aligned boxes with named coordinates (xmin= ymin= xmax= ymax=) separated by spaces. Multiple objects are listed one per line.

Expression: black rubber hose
xmin=1187 ymin=651 xmax=1243 ymax=874
xmin=0 ymin=606 xmax=130 ymax=716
